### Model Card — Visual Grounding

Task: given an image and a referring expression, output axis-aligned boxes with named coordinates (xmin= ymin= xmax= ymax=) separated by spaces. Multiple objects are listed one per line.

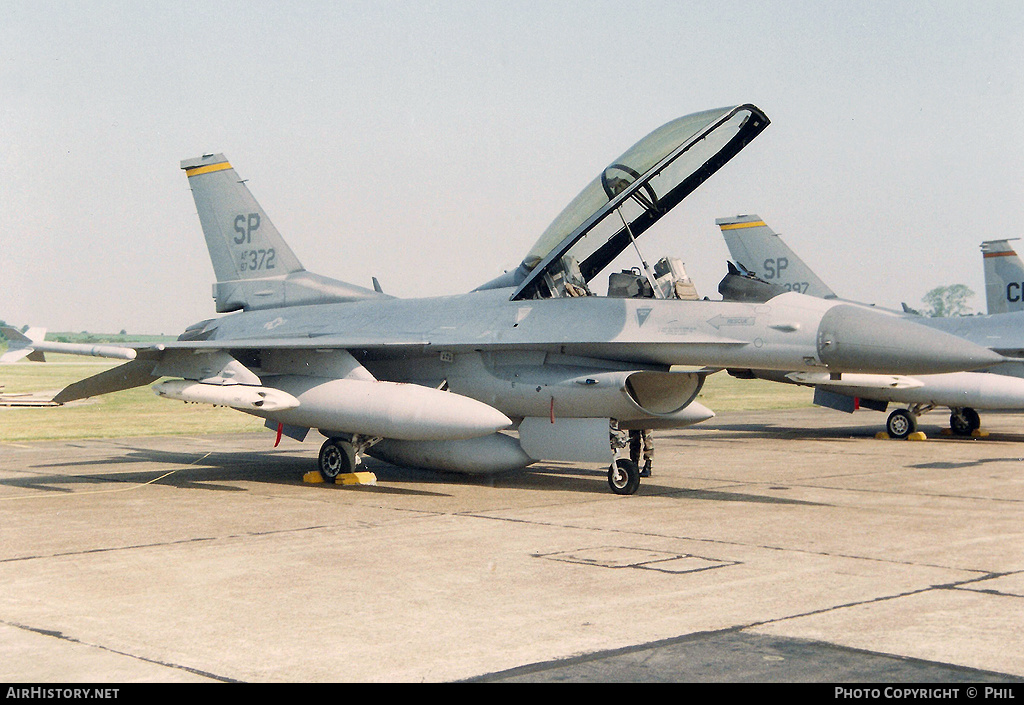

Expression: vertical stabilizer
xmin=716 ymin=215 xmax=837 ymax=299
xmin=981 ymin=239 xmax=1024 ymax=315
xmin=181 ymin=153 xmax=387 ymax=312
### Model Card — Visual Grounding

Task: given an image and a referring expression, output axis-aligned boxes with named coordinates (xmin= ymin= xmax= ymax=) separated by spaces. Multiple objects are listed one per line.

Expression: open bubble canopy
xmin=485 ymin=104 xmax=769 ymax=301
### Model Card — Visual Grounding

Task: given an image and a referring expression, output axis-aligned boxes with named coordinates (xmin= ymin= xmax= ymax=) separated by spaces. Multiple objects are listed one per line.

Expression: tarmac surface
xmin=1 ymin=407 xmax=1023 ymax=684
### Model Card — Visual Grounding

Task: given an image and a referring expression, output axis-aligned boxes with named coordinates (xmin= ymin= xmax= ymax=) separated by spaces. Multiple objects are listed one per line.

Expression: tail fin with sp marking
xmin=716 ymin=215 xmax=837 ymax=299
xmin=181 ymin=153 xmax=388 ymax=313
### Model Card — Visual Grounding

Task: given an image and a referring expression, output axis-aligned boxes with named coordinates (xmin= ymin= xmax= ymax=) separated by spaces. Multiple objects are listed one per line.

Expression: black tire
xmin=950 ymin=409 xmax=971 ymax=436
xmin=950 ymin=408 xmax=981 ymax=436
xmin=887 ymin=409 xmax=917 ymax=439
xmin=608 ymin=458 xmax=641 ymax=495
xmin=964 ymin=408 xmax=981 ymax=432
xmin=318 ymin=439 xmax=353 ymax=480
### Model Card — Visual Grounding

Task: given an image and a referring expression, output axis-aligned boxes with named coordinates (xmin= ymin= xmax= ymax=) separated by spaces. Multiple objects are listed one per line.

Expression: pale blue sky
xmin=3 ymin=1 xmax=1023 ymax=333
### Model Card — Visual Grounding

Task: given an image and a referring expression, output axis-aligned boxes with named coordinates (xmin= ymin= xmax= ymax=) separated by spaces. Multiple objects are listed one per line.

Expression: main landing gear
xmin=885 ymin=405 xmax=981 ymax=439
xmin=886 ymin=408 xmax=919 ymax=440
xmin=949 ymin=407 xmax=981 ymax=436
xmin=318 ymin=438 xmax=356 ymax=481
xmin=317 ymin=434 xmax=382 ymax=481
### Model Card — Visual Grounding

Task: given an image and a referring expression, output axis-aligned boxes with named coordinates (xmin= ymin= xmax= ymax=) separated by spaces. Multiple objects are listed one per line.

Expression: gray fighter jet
xmin=981 ymin=239 xmax=1024 ymax=314
xmin=46 ymin=106 xmax=1002 ymax=493
xmin=717 ymin=214 xmax=1024 ymax=438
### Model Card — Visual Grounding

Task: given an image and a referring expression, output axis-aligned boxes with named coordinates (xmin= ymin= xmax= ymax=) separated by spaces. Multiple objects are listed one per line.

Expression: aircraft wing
xmin=49 ymin=334 xmax=428 ymax=404
xmin=52 ymin=357 xmax=163 ymax=404
xmin=157 ymin=335 xmax=431 ymax=351
xmin=50 ymin=317 xmax=753 ymax=406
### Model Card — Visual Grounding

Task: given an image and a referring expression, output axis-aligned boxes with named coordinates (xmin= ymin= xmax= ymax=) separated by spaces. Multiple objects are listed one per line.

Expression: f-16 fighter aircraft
xmin=46 ymin=106 xmax=1003 ymax=493
xmin=717 ymin=214 xmax=1024 ymax=439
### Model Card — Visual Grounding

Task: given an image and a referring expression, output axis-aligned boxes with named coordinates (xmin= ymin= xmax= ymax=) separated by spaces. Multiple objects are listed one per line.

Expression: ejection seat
xmin=541 ymin=255 xmax=591 ymax=298
xmin=607 ymin=257 xmax=698 ymax=300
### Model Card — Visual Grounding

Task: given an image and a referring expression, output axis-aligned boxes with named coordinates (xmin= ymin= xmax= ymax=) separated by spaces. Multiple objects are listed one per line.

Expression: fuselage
xmin=177 ymin=287 xmax=1004 ymax=377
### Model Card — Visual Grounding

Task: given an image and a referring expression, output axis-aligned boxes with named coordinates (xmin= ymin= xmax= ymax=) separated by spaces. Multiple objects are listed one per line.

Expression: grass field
xmin=0 ymin=355 xmax=266 ymax=441
xmin=0 ymin=354 xmax=813 ymax=442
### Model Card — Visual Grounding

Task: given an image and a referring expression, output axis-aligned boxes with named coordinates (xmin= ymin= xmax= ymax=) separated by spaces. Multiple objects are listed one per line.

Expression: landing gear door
xmin=518 ymin=417 xmax=612 ymax=463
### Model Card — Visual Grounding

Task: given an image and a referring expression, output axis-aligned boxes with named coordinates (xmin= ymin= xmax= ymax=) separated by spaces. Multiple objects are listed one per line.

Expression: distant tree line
xmin=921 ymin=284 xmax=975 ymax=317
xmin=0 ymin=323 xmax=134 ymax=344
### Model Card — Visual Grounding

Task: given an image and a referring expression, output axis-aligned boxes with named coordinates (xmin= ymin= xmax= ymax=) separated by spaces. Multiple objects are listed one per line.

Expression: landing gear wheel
xmin=950 ymin=408 xmax=981 ymax=436
xmin=964 ymin=408 xmax=981 ymax=432
xmin=887 ymin=409 xmax=917 ymax=439
xmin=318 ymin=439 xmax=354 ymax=481
xmin=608 ymin=458 xmax=641 ymax=495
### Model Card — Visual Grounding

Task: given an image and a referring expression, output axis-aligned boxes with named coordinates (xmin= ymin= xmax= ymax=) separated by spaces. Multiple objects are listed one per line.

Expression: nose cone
xmin=817 ymin=305 xmax=1005 ymax=374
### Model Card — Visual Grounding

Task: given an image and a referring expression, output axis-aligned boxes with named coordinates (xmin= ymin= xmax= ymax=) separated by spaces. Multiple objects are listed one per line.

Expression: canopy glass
xmin=511 ymin=104 xmax=769 ymax=301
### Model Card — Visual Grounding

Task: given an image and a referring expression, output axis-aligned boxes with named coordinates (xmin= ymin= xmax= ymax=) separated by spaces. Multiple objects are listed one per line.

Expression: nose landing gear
xmin=608 ymin=458 xmax=641 ymax=495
